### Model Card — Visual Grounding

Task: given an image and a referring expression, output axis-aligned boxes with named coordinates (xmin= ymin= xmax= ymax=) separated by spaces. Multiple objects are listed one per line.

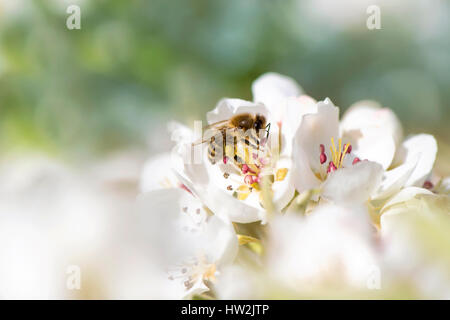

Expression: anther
xmin=223 ymin=172 xmax=229 ymax=179
xmin=423 ymin=180 xmax=434 ymax=190
xmin=223 ymin=156 xmax=228 ymax=164
xmin=327 ymin=161 xmax=337 ymax=173
xmin=320 ymin=153 xmax=327 ymax=164
xmin=242 ymin=164 xmax=249 ymax=174
xmin=352 ymin=157 xmax=361 ymax=165
xmin=227 ymin=185 xmax=233 ymax=191
xmin=345 ymin=144 xmax=352 ymax=154
xmin=244 ymin=175 xmax=254 ymax=185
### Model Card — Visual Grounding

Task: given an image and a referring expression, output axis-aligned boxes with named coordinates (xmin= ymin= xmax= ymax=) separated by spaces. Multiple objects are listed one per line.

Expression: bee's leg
xmin=208 ymin=144 xmax=216 ymax=164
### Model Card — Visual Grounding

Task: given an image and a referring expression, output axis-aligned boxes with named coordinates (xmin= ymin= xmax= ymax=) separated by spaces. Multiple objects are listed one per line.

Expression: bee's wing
xmin=202 ymin=119 xmax=229 ymax=130
xmin=191 ymin=120 xmax=230 ymax=146
xmin=191 ymin=120 xmax=229 ymax=146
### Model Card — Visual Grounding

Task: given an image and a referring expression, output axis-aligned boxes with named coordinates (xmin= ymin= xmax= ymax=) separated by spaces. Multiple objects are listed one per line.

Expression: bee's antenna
xmin=265 ymin=123 xmax=271 ymax=138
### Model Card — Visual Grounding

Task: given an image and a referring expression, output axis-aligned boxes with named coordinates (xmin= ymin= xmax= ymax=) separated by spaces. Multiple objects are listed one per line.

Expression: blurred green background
xmin=0 ymin=0 xmax=449 ymax=175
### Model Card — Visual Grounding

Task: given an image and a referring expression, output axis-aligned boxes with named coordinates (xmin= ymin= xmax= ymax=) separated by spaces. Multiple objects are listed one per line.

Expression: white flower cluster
xmin=141 ymin=73 xmax=450 ymax=299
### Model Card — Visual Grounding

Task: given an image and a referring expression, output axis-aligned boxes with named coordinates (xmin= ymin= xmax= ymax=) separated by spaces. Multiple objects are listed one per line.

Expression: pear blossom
xmin=292 ymin=98 xmax=384 ymax=205
xmin=266 ymin=203 xmax=380 ymax=290
xmin=380 ymin=193 xmax=450 ymax=299
xmin=170 ymin=76 xmax=309 ymax=223
xmin=340 ymin=101 xmax=438 ymax=200
xmin=291 ymin=95 xmax=438 ymax=207
xmin=136 ymin=188 xmax=238 ymax=299
xmin=136 ymin=72 xmax=448 ymax=299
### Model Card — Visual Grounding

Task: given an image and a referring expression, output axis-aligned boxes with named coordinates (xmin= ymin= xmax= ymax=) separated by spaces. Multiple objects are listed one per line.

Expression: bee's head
xmin=232 ymin=113 xmax=254 ymax=130
xmin=253 ymin=114 xmax=266 ymax=131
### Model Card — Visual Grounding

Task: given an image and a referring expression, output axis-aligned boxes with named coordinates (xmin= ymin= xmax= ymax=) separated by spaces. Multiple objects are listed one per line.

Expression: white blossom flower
xmin=292 ymin=98 xmax=384 ymax=205
xmin=266 ymin=203 xmax=380 ymax=290
xmin=170 ymin=74 xmax=311 ymax=224
xmin=136 ymin=188 xmax=238 ymax=299
xmin=292 ymin=96 xmax=438 ymax=206
xmin=136 ymin=72 xmax=447 ymax=300
xmin=380 ymin=192 xmax=450 ymax=299
xmin=340 ymin=101 xmax=438 ymax=200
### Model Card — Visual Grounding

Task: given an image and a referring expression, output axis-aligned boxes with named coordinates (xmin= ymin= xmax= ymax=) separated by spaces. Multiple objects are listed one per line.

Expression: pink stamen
xmin=244 ymin=175 xmax=254 ymax=185
xmin=423 ymin=180 xmax=434 ymax=190
xmin=223 ymin=156 xmax=228 ymax=164
xmin=352 ymin=157 xmax=361 ymax=165
xmin=327 ymin=161 xmax=337 ymax=173
xmin=242 ymin=164 xmax=249 ymax=174
xmin=320 ymin=153 xmax=327 ymax=164
xmin=346 ymin=144 xmax=352 ymax=154
xmin=252 ymin=175 xmax=261 ymax=184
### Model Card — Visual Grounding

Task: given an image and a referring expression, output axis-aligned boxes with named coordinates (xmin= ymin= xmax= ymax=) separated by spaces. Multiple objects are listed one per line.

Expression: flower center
xmin=168 ymin=254 xmax=217 ymax=291
xmin=317 ymin=138 xmax=360 ymax=181
xmin=221 ymin=142 xmax=288 ymax=203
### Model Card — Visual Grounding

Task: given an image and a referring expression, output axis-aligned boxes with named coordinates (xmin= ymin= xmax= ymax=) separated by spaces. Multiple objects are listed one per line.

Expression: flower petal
xmin=266 ymin=203 xmax=378 ymax=289
xmin=392 ymin=134 xmax=438 ymax=187
xmin=282 ymin=95 xmax=318 ymax=156
xmin=293 ymin=98 xmax=340 ymax=174
xmin=205 ymin=186 xmax=266 ymax=224
xmin=341 ymin=101 xmax=402 ymax=170
xmin=140 ymin=153 xmax=180 ymax=192
xmin=292 ymin=146 xmax=322 ymax=194
xmin=203 ymin=216 xmax=238 ymax=265
xmin=372 ymin=155 xmax=419 ymax=200
xmin=321 ymin=161 xmax=384 ymax=205
xmin=206 ymin=98 xmax=268 ymax=125
xmin=252 ymin=72 xmax=302 ymax=121
xmin=381 ymin=186 xmax=433 ymax=213
xmin=342 ymin=128 xmax=396 ymax=170
xmin=272 ymin=157 xmax=296 ymax=211
xmin=341 ymin=101 xmax=403 ymax=147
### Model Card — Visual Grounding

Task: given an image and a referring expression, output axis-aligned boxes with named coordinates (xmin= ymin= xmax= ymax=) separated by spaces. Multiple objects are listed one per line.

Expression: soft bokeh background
xmin=0 ymin=0 xmax=449 ymax=299
xmin=0 ymin=0 xmax=449 ymax=173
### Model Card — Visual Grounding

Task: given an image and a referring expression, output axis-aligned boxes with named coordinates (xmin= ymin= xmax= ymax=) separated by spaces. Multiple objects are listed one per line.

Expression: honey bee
xmin=193 ymin=113 xmax=270 ymax=166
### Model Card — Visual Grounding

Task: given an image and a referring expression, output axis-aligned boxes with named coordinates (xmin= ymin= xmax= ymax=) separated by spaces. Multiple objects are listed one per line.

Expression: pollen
xmin=276 ymin=168 xmax=288 ymax=181
xmin=203 ymin=264 xmax=217 ymax=282
xmin=328 ymin=138 xmax=352 ymax=170
xmin=237 ymin=185 xmax=251 ymax=200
